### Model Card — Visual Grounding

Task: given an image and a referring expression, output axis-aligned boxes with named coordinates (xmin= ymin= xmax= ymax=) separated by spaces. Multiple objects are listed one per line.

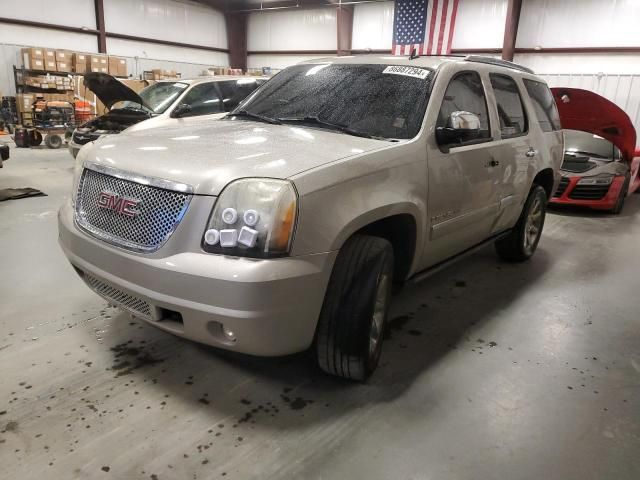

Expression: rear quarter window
xmin=523 ymin=79 xmax=561 ymax=133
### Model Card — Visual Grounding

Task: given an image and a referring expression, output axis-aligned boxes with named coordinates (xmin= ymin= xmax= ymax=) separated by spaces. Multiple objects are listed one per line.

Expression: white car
xmin=69 ymin=73 xmax=267 ymax=157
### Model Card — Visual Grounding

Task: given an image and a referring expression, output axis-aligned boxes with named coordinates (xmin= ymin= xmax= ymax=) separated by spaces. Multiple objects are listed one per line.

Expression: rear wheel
xmin=495 ymin=185 xmax=547 ymax=262
xmin=30 ymin=130 xmax=43 ymax=146
xmin=611 ymin=175 xmax=630 ymax=214
xmin=45 ymin=134 xmax=63 ymax=149
xmin=315 ymin=234 xmax=394 ymax=381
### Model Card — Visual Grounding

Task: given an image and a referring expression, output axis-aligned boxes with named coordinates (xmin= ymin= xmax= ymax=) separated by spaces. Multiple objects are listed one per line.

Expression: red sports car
xmin=550 ymin=88 xmax=640 ymax=213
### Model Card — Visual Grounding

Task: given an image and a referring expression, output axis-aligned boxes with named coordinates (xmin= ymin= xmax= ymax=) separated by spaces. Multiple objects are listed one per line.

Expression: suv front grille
xmin=75 ymin=164 xmax=192 ymax=253
xmin=84 ymin=272 xmax=152 ymax=319
xmin=553 ymin=177 xmax=570 ymax=198
xmin=568 ymin=184 xmax=610 ymax=200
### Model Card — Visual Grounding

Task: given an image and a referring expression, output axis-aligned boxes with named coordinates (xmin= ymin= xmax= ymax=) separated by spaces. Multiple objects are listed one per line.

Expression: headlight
xmin=577 ymin=174 xmax=614 ymax=186
xmin=202 ymin=178 xmax=298 ymax=258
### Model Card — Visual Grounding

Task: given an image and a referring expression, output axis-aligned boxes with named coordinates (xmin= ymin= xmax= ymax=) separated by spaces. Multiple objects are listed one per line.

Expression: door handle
xmin=526 ymin=148 xmax=538 ymax=158
xmin=485 ymin=159 xmax=500 ymax=168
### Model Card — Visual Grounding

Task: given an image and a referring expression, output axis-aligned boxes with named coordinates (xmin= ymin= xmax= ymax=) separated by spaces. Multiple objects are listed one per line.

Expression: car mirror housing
xmin=436 ymin=111 xmax=481 ymax=146
xmin=171 ymin=103 xmax=192 ymax=118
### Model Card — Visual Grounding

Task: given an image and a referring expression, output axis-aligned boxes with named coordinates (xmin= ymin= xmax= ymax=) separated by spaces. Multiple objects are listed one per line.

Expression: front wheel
xmin=495 ymin=185 xmax=547 ymax=262
xmin=315 ymin=234 xmax=394 ymax=381
xmin=611 ymin=175 xmax=630 ymax=215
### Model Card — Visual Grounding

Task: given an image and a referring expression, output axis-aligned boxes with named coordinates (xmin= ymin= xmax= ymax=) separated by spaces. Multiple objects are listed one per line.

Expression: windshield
xmin=231 ymin=64 xmax=433 ymax=139
xmin=564 ymin=129 xmax=618 ymax=160
xmin=117 ymin=82 xmax=189 ymax=114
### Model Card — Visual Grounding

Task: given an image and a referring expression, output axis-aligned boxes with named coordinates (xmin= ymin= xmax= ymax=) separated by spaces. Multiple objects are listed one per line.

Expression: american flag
xmin=392 ymin=0 xmax=460 ymax=56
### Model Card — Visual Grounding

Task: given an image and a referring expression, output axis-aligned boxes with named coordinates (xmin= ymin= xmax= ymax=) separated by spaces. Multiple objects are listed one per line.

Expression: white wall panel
xmin=517 ymin=0 xmax=640 ymax=48
xmin=539 ymin=72 xmax=640 ymax=134
xmin=451 ymin=0 xmax=507 ymax=49
xmin=247 ymin=54 xmax=334 ymax=70
xmin=104 ymin=0 xmax=227 ymax=49
xmin=247 ymin=9 xmax=337 ymax=51
xmin=0 ymin=25 xmax=98 ymax=53
xmin=515 ymin=53 xmax=640 ymax=75
xmin=1 ymin=0 xmax=95 ymax=29
xmin=352 ymin=1 xmax=395 ymax=50
xmin=106 ymin=38 xmax=228 ymax=70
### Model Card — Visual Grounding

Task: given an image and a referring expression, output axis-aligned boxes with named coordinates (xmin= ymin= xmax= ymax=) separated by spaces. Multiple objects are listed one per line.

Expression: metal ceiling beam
xmin=226 ymin=12 xmax=248 ymax=70
xmin=336 ymin=4 xmax=354 ymax=56
xmin=94 ymin=0 xmax=107 ymax=53
xmin=502 ymin=0 xmax=522 ymax=61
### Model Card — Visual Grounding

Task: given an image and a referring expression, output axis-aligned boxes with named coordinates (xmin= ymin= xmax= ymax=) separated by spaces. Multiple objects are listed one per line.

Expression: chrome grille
xmin=75 ymin=163 xmax=192 ymax=253
xmin=84 ymin=272 xmax=152 ymax=319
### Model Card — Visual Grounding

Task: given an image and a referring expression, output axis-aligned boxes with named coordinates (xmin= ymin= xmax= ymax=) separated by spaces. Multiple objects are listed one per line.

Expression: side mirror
xmin=171 ymin=103 xmax=192 ymax=118
xmin=436 ymin=111 xmax=481 ymax=146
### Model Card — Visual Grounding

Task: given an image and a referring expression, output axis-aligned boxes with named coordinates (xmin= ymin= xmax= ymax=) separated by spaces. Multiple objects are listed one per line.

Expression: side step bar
xmin=409 ymin=230 xmax=510 ymax=284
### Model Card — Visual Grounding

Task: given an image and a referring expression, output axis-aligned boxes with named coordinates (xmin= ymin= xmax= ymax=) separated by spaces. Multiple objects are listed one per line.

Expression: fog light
xmin=222 ymin=207 xmax=238 ymax=224
xmin=223 ymin=326 xmax=236 ymax=341
xmin=203 ymin=229 xmax=220 ymax=245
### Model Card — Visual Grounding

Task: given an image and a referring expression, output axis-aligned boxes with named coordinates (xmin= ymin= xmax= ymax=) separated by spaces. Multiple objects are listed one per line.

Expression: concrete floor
xmin=1 ymin=146 xmax=639 ymax=480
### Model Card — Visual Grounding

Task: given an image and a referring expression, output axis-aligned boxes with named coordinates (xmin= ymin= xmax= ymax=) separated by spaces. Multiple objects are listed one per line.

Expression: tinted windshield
xmin=117 ymin=82 xmax=189 ymax=114
xmin=232 ymin=64 xmax=433 ymax=139
xmin=564 ymin=129 xmax=617 ymax=160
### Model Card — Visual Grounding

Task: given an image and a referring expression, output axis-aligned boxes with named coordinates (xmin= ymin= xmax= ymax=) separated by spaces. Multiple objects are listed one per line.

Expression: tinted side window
xmin=523 ymin=79 xmax=561 ymax=132
xmin=179 ymin=83 xmax=224 ymax=117
xmin=217 ymin=79 xmax=262 ymax=112
xmin=437 ymin=71 xmax=491 ymax=142
xmin=490 ymin=74 xmax=528 ymax=138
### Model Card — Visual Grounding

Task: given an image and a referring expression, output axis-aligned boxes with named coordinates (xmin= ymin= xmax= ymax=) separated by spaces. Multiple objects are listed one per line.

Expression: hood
xmin=83 ymin=73 xmax=150 ymax=111
xmin=85 ymin=119 xmax=391 ymax=195
xmin=551 ymin=87 xmax=637 ymax=161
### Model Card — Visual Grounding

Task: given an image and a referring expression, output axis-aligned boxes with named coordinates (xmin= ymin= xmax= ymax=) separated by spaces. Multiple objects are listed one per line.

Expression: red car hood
xmin=551 ymin=87 xmax=637 ymax=161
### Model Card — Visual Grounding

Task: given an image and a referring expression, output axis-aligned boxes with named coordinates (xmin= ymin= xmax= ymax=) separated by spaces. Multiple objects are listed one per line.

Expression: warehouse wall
xmin=0 ymin=0 xmax=229 ymax=96
xmin=247 ymin=8 xmax=337 ymax=70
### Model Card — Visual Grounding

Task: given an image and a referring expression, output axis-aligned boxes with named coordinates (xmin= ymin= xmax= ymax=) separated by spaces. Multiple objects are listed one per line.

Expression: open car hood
xmin=83 ymin=72 xmax=151 ymax=111
xmin=551 ymin=87 xmax=637 ymax=161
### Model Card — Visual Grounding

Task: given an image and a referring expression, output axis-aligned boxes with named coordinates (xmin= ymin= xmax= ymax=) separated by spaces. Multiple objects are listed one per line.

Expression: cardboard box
xmin=55 ymin=50 xmax=71 ymax=62
xmin=88 ymin=54 xmax=108 ymax=73
xmin=57 ymin=61 xmax=72 ymax=73
xmin=16 ymin=94 xmax=35 ymax=112
xmin=44 ymin=59 xmax=57 ymax=72
xmin=22 ymin=48 xmax=45 ymax=70
xmin=117 ymin=57 xmax=127 ymax=77
xmin=108 ymin=56 xmax=120 ymax=76
xmin=73 ymin=53 xmax=87 ymax=74
xmin=44 ymin=49 xmax=56 ymax=62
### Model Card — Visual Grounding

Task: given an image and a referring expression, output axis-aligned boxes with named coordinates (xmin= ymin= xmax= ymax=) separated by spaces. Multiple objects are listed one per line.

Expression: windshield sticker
xmin=382 ymin=66 xmax=429 ymax=80
xmin=173 ymin=83 xmax=188 ymax=89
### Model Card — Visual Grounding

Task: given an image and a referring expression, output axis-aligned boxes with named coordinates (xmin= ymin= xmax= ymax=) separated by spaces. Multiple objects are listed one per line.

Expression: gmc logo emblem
xmin=97 ymin=191 xmax=140 ymax=217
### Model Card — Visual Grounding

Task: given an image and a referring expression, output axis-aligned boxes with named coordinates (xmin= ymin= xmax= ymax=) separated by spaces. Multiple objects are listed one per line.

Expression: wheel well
xmin=533 ymin=168 xmax=555 ymax=199
xmin=356 ymin=214 xmax=416 ymax=282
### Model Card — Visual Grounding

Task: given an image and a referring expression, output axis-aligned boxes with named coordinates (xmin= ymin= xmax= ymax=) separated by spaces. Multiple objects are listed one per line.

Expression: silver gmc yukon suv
xmin=59 ymin=55 xmax=563 ymax=380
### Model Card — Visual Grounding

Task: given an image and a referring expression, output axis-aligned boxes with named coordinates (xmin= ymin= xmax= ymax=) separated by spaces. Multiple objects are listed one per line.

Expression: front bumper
xmin=550 ymin=175 xmax=625 ymax=210
xmin=58 ymin=201 xmax=336 ymax=356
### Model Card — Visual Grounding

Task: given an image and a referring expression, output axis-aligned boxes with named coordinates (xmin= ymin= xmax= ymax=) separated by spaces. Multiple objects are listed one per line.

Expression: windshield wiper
xmin=277 ymin=116 xmax=383 ymax=140
xmin=229 ymin=110 xmax=281 ymax=125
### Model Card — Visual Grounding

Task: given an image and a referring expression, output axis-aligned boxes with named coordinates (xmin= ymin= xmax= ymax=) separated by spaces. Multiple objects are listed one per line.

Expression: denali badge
xmin=97 ymin=191 xmax=140 ymax=217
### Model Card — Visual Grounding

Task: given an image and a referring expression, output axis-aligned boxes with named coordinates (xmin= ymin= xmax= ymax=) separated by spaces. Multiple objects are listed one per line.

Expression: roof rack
xmin=463 ymin=55 xmax=535 ymax=74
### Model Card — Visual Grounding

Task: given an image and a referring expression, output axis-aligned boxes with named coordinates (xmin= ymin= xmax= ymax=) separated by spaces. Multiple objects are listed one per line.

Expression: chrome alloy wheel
xmin=369 ymin=273 xmax=390 ymax=358
xmin=523 ymin=196 xmax=544 ymax=255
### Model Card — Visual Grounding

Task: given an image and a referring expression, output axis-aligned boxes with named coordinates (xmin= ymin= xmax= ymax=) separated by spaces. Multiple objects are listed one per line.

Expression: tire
xmin=315 ymin=234 xmax=394 ymax=381
xmin=30 ymin=130 xmax=43 ymax=146
xmin=495 ymin=185 xmax=547 ymax=262
xmin=611 ymin=175 xmax=630 ymax=215
xmin=45 ymin=134 xmax=63 ymax=149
